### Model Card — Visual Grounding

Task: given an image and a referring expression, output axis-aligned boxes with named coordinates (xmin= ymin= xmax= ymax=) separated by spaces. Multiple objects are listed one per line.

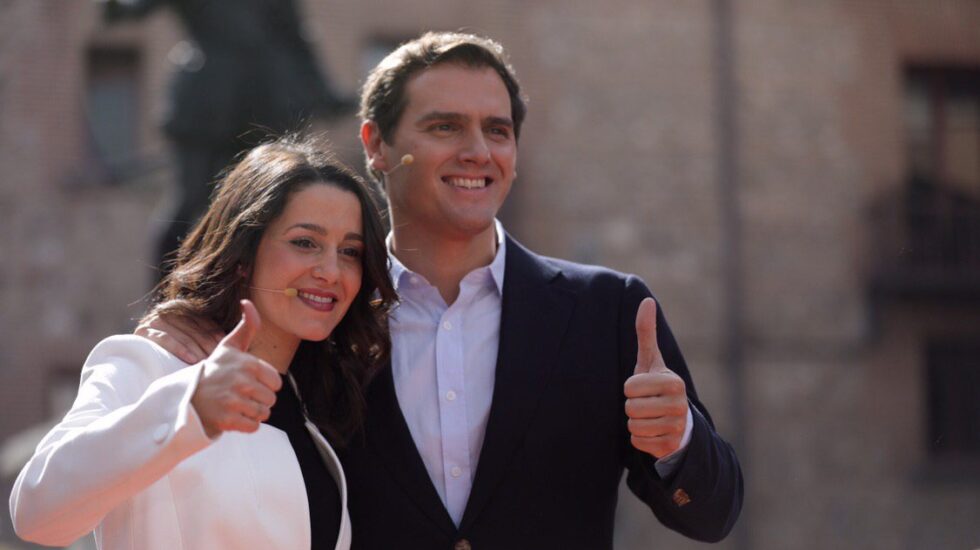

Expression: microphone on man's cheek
xmin=381 ymin=154 xmax=414 ymax=177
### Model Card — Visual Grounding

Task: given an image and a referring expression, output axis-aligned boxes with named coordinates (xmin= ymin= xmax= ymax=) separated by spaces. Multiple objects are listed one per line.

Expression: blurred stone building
xmin=1 ymin=1 xmax=978 ymax=548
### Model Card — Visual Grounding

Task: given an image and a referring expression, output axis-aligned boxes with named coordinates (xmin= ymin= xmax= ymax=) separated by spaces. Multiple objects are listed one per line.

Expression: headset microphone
xmin=250 ymin=286 xmax=298 ymax=297
xmin=382 ymin=154 xmax=414 ymax=176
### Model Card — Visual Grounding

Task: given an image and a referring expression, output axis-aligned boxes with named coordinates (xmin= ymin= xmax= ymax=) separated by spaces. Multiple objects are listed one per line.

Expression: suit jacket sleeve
xmin=619 ymin=276 xmax=743 ymax=542
xmin=9 ymin=335 xmax=212 ymax=547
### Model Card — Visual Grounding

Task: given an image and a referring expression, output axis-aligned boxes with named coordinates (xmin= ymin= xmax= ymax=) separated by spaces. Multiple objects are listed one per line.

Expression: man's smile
xmin=444 ymin=176 xmax=492 ymax=189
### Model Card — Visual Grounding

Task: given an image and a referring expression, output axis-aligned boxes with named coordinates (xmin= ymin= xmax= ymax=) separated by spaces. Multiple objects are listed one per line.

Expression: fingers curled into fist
xmin=190 ymin=300 xmax=283 ymax=438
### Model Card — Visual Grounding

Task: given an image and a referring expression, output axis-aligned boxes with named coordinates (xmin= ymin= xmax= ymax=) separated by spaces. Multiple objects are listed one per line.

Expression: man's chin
xmin=444 ymin=215 xmax=499 ymax=240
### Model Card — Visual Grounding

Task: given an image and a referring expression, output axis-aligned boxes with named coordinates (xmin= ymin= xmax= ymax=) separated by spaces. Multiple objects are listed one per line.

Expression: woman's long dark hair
xmin=148 ymin=136 xmax=396 ymax=445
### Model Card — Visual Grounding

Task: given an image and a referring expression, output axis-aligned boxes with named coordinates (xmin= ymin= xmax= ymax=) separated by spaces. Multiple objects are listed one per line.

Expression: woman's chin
xmin=294 ymin=327 xmax=334 ymax=343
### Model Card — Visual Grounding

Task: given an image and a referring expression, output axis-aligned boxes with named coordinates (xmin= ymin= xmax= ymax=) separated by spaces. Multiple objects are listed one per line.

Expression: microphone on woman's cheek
xmin=249 ymin=286 xmax=298 ymax=297
xmin=381 ymin=154 xmax=414 ymax=177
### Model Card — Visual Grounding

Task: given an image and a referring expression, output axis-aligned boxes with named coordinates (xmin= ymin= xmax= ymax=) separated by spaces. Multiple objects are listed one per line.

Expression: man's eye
xmin=489 ymin=126 xmax=511 ymax=138
xmin=430 ymin=123 xmax=457 ymax=133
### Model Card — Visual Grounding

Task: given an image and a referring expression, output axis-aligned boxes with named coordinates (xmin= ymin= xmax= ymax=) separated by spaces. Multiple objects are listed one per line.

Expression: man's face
xmin=368 ymin=63 xmax=517 ymax=242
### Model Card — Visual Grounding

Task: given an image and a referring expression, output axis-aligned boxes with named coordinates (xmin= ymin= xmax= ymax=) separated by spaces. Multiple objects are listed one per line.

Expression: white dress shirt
xmin=387 ymin=224 xmax=505 ymax=526
xmin=387 ymin=221 xmax=691 ymax=526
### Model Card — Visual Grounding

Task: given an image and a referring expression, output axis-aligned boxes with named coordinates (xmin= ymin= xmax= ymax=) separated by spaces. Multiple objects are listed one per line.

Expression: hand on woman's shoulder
xmin=79 ymin=334 xmax=201 ymax=404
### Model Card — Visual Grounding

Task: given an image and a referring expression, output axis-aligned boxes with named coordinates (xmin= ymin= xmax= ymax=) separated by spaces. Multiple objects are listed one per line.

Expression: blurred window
xmin=905 ymin=67 xmax=980 ymax=198
xmin=926 ymin=338 xmax=980 ymax=455
xmin=86 ymin=46 xmax=141 ymax=176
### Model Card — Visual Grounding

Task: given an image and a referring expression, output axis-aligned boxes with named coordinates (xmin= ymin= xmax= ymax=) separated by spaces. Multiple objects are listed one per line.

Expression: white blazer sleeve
xmin=9 ymin=335 xmax=213 ymax=547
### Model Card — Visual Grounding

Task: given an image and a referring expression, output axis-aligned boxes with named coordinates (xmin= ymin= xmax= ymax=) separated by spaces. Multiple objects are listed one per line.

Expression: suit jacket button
xmin=672 ymin=488 xmax=692 ymax=507
xmin=454 ymin=539 xmax=472 ymax=550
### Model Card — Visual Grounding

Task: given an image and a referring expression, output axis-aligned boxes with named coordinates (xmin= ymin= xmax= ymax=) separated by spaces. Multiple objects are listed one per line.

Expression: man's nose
xmin=458 ymin=129 xmax=491 ymax=165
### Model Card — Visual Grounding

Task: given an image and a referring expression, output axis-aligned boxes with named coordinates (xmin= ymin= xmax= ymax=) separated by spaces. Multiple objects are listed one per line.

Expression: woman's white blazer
xmin=9 ymin=335 xmax=352 ymax=549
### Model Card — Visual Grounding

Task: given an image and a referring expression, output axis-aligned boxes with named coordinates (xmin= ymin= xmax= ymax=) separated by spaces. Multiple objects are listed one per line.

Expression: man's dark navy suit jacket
xmin=342 ymin=235 xmax=743 ymax=549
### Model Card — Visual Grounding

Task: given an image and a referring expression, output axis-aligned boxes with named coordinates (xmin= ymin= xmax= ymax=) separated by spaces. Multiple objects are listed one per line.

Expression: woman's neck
xmin=249 ymin=329 xmax=300 ymax=375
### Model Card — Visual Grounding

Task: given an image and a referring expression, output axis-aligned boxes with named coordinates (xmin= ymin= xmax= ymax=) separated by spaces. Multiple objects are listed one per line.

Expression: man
xmin=141 ymin=32 xmax=742 ymax=549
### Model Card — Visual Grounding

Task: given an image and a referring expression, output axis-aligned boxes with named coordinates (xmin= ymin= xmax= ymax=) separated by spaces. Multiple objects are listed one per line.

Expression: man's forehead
xmin=402 ymin=63 xmax=511 ymax=115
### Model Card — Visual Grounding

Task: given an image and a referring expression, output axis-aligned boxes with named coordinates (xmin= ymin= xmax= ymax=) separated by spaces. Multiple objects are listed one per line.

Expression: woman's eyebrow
xmin=286 ymin=224 xmax=364 ymax=242
xmin=286 ymin=222 xmax=327 ymax=235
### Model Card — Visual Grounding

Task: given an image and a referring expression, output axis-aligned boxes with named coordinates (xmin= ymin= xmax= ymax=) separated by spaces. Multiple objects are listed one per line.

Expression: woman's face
xmin=249 ymin=182 xmax=364 ymax=349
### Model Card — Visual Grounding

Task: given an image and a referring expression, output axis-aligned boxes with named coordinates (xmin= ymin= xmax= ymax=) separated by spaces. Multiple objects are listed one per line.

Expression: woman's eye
xmin=290 ymin=238 xmax=317 ymax=249
xmin=340 ymin=247 xmax=363 ymax=259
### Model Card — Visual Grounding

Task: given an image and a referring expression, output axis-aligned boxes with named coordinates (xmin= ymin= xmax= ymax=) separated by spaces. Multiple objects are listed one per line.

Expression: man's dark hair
xmin=360 ymin=31 xmax=527 ymax=177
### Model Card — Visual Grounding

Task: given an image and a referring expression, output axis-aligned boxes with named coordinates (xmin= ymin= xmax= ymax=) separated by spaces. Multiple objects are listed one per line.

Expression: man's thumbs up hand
xmin=625 ymin=298 xmax=688 ymax=459
xmin=633 ymin=298 xmax=663 ymax=375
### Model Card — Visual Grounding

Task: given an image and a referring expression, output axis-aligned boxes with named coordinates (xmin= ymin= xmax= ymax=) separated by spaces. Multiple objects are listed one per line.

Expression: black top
xmin=264 ymin=374 xmax=341 ymax=549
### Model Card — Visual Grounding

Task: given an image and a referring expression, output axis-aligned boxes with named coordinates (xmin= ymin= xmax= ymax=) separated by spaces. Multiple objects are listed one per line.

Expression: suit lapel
xmin=364 ymin=363 xmax=457 ymax=534
xmin=459 ymin=236 xmax=575 ymax=531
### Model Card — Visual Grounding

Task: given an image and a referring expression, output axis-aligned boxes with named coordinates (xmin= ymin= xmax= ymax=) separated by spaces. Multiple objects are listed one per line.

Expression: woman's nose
xmin=312 ymin=255 xmax=340 ymax=282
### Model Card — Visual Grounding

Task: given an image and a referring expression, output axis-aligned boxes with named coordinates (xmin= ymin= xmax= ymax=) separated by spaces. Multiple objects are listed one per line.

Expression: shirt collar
xmin=387 ymin=219 xmax=507 ymax=295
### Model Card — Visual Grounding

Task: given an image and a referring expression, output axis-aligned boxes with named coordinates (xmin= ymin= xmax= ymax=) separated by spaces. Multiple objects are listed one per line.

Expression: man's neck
xmin=390 ymin=223 xmax=498 ymax=305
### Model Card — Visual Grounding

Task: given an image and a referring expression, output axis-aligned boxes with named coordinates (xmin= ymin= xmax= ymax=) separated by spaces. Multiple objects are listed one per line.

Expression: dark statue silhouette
xmin=101 ymin=0 xmax=356 ymax=279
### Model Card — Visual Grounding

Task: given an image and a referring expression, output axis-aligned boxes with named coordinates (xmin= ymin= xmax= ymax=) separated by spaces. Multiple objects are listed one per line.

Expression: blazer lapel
xmin=459 ymin=236 xmax=575 ymax=531
xmin=364 ymin=363 xmax=457 ymax=534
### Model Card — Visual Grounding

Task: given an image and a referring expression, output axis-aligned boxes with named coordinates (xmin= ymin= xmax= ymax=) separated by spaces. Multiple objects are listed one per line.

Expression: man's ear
xmin=360 ymin=120 xmax=389 ymax=173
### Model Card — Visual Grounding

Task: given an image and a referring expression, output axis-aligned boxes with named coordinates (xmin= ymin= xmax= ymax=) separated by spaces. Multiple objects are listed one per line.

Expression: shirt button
xmin=451 ymin=466 xmax=462 ymax=478
xmin=442 ymin=320 xmax=453 ymax=330
xmin=446 ymin=390 xmax=457 ymax=401
xmin=153 ymin=424 xmax=169 ymax=444
xmin=410 ymin=276 xmax=419 ymax=285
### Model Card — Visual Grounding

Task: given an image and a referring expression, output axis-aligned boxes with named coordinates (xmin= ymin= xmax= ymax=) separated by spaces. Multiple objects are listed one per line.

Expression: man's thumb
xmin=221 ymin=299 xmax=261 ymax=352
xmin=633 ymin=297 xmax=659 ymax=374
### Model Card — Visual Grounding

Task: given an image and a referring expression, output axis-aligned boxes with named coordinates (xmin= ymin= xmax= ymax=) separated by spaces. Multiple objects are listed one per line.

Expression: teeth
xmin=299 ymin=292 xmax=335 ymax=304
xmin=447 ymin=177 xmax=486 ymax=189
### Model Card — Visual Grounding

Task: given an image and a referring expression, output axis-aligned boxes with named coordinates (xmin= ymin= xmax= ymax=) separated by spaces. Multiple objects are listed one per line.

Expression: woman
xmin=9 ymin=137 xmax=396 ymax=549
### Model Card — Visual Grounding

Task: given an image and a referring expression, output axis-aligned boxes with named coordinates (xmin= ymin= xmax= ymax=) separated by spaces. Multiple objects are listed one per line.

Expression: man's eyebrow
xmin=415 ymin=111 xmax=514 ymax=129
xmin=485 ymin=116 xmax=514 ymax=128
xmin=416 ymin=111 xmax=466 ymax=124
xmin=286 ymin=223 xmax=364 ymax=242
